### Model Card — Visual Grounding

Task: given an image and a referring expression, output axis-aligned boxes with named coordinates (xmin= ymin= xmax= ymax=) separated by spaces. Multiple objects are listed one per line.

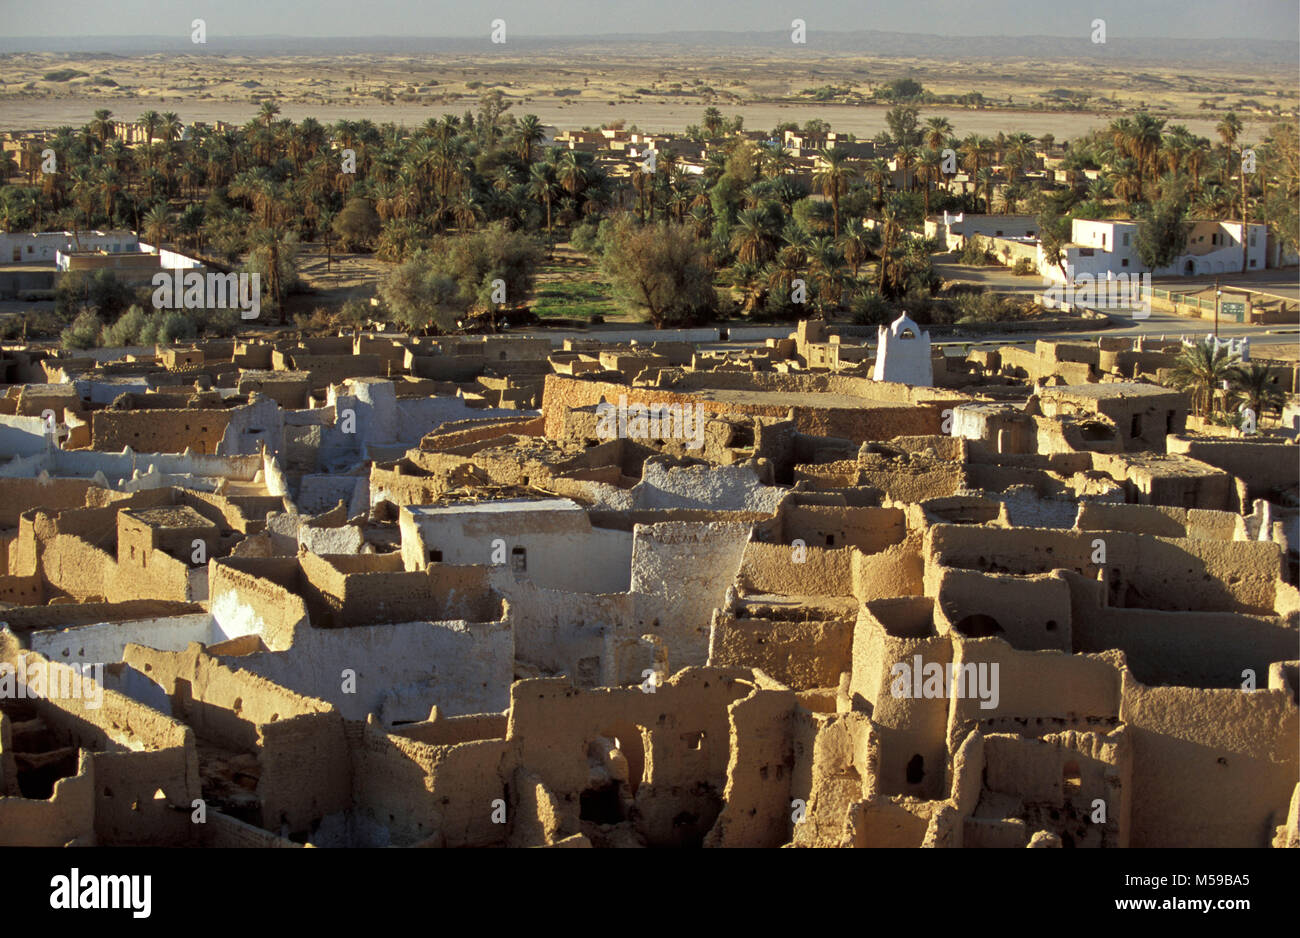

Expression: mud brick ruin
xmin=1 ymin=322 xmax=1296 ymax=848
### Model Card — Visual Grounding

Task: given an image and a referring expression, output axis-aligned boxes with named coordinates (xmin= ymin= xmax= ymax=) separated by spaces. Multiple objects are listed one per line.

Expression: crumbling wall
xmin=123 ymin=643 xmax=350 ymax=836
xmin=350 ymin=716 xmax=511 ymax=847
xmin=1065 ymin=571 xmax=1297 ymax=687
xmin=735 ymin=541 xmax=854 ymax=597
xmin=228 ymin=617 xmax=513 ymax=723
xmin=703 ymin=681 xmax=798 ymax=847
xmin=505 ymin=670 xmax=751 ymax=847
xmin=933 ymin=568 xmax=1073 ymax=652
xmin=1 ymin=640 xmax=198 ymax=846
xmin=0 ymin=747 xmax=96 ymax=846
xmin=926 ymin=524 xmax=1284 ymax=615
xmin=631 ymin=522 xmax=752 ymax=666
xmin=1121 ymin=670 xmax=1297 ymax=847
xmin=708 ymin=612 xmax=852 ymax=690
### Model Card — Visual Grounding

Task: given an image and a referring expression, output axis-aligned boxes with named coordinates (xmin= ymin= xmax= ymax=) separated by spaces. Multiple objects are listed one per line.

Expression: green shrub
xmin=570 ymin=219 xmax=602 ymax=256
xmin=958 ymin=236 xmax=996 ymax=266
xmin=156 ymin=310 xmax=198 ymax=345
xmin=60 ymin=310 xmax=102 ymax=350
xmin=338 ymin=297 xmax=372 ymax=327
xmin=951 ymin=292 xmax=1030 ymax=323
xmin=850 ymin=291 xmax=892 ymax=326
xmin=101 ymin=305 xmax=150 ymax=347
xmin=199 ymin=306 xmax=242 ymax=337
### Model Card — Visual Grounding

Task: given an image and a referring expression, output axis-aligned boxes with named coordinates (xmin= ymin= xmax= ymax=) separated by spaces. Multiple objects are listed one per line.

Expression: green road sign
xmin=1220 ymin=301 xmax=1246 ymax=322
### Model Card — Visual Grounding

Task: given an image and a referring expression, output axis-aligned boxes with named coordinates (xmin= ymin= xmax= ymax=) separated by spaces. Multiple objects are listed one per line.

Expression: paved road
xmin=935 ymin=257 xmax=1300 ymax=302
xmin=941 ymin=309 xmax=1300 ymax=355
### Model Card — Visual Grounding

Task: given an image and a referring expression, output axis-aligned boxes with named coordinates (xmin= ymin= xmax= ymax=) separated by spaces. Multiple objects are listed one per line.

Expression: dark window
xmin=511 ymin=547 xmax=527 ymax=572
xmin=1063 ymin=761 xmax=1082 ymax=797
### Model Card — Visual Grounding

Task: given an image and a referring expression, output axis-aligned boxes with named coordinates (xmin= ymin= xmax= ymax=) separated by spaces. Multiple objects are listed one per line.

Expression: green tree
xmin=1134 ymin=186 xmax=1190 ymax=271
xmin=377 ymin=251 xmax=462 ymax=333
xmin=333 ymin=197 xmax=382 ymax=251
xmin=600 ymin=217 xmax=716 ymax=327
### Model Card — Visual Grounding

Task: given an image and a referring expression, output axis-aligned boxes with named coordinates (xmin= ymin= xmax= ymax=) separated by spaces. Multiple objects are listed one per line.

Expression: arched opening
xmin=905 ymin=753 xmax=925 ymax=785
xmin=1079 ymin=421 xmax=1115 ymax=442
xmin=579 ymin=724 xmax=649 ymax=827
xmin=954 ymin=613 xmax=1005 ymax=638
xmin=600 ymin=721 xmax=646 ymax=795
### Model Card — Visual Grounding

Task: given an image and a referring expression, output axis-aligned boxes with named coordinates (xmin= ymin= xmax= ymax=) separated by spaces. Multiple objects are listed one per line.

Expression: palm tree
xmin=89 ymin=109 xmax=114 ymax=152
xmin=894 ymin=143 xmax=920 ymax=193
xmin=1086 ymin=176 xmax=1112 ymax=204
xmin=1129 ymin=113 xmax=1166 ymax=197
xmin=515 ymin=114 xmax=545 ymax=168
xmin=976 ymin=167 xmax=995 ymax=213
xmin=703 ymin=107 xmax=724 ymax=138
xmin=160 ymin=112 xmax=183 ymax=143
xmin=450 ymin=190 xmax=483 ymax=231
xmin=876 ymin=199 xmax=903 ymax=295
xmin=556 ymin=150 xmax=587 ymax=202
xmin=1170 ymin=338 xmax=1239 ymax=417
xmin=1004 ymin=132 xmax=1036 ymax=178
xmin=758 ymin=140 xmax=793 ymax=179
xmin=924 ymin=117 xmax=953 ymax=151
xmin=866 ymin=158 xmax=891 ymax=205
xmin=137 ymin=110 xmax=160 ymax=168
xmin=838 ymin=218 xmax=877 ymax=280
xmin=528 ymin=162 xmax=558 ymax=233
xmin=142 ymin=203 xmax=171 ymax=246
xmin=807 ymin=236 xmax=847 ymax=311
xmin=917 ymin=148 xmax=943 ymax=217
xmin=814 ymin=146 xmax=857 ymax=238
xmin=250 ymin=226 xmax=290 ymax=324
xmin=1194 ymin=182 xmax=1233 ymax=219
xmin=686 ymin=202 xmax=712 ymax=240
xmin=97 ymin=167 xmax=123 ymax=223
xmin=731 ymin=208 xmax=778 ymax=266
xmin=1108 ymin=157 xmax=1143 ymax=204
xmin=258 ymin=101 xmax=281 ymax=127
xmin=1230 ymin=362 xmax=1285 ymax=421
xmin=1216 ymin=112 xmax=1243 ymax=183
xmin=0 ymin=150 xmax=18 ymax=186
xmin=998 ymin=182 xmax=1025 ymax=215
xmin=70 ymin=166 xmax=97 ymax=235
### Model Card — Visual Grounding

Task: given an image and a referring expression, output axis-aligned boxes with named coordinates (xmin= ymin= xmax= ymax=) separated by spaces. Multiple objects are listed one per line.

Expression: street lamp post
xmin=1214 ymin=280 xmax=1221 ymax=339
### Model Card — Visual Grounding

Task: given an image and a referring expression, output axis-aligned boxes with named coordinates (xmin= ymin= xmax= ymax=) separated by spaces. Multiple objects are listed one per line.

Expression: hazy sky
xmin=2 ymin=0 xmax=1297 ymax=40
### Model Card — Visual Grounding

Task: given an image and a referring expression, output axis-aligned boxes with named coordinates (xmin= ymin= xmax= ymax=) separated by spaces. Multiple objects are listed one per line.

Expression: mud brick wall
xmin=91 ymin=409 xmax=233 ymax=455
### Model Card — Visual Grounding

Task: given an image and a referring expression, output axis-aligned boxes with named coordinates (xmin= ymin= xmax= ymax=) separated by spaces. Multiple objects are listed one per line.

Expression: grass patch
xmin=532 ymin=280 xmax=622 ymax=319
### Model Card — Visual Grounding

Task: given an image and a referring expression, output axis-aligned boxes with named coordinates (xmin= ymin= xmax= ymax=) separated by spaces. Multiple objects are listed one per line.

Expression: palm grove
xmin=0 ymin=95 xmax=1294 ymax=347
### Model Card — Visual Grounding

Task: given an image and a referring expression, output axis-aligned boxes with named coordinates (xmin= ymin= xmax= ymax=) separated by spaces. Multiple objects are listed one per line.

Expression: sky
xmin=1 ymin=0 xmax=1297 ymax=40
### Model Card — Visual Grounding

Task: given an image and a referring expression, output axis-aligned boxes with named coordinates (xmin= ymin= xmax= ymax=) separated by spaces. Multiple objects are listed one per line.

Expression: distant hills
xmin=1 ymin=30 xmax=1295 ymax=66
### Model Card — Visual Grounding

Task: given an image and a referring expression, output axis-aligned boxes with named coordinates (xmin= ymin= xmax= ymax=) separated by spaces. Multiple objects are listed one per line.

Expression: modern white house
xmin=925 ymin=213 xmax=1040 ymax=251
xmin=1041 ymin=219 xmax=1268 ymax=283
xmin=0 ymin=229 xmax=139 ymax=265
